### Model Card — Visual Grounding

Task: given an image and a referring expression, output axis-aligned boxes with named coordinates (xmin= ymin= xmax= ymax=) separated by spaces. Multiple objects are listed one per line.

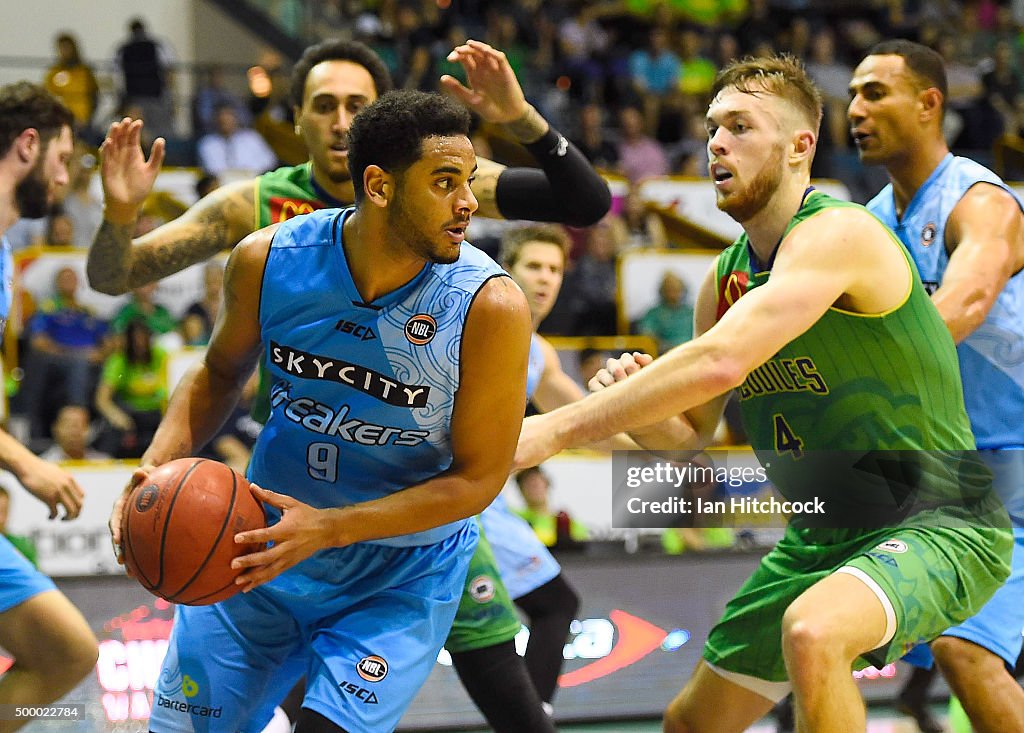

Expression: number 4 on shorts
xmin=772 ymin=413 xmax=804 ymax=459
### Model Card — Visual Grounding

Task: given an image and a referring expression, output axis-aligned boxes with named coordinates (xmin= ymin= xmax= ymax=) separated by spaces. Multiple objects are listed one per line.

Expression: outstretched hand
xmin=440 ymin=40 xmax=529 ymax=125
xmin=99 ymin=118 xmax=165 ymax=219
xmin=230 ymin=486 xmax=335 ymax=592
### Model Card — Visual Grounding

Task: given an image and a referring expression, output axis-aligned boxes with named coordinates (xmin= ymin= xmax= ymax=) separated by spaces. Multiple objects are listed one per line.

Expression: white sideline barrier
xmin=3 ymin=453 xmax=622 ymax=577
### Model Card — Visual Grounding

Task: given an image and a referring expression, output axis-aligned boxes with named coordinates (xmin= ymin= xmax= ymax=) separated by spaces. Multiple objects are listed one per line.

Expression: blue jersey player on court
xmin=108 ymin=90 xmax=532 ymax=733
xmin=850 ymin=40 xmax=1024 ymax=733
xmin=0 ymin=82 xmax=97 ymax=730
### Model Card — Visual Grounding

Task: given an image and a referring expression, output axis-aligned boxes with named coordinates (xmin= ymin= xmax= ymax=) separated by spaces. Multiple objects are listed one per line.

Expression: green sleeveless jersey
xmin=254 ymin=162 xmax=329 ymax=230
xmin=715 ymin=191 xmax=987 ymax=519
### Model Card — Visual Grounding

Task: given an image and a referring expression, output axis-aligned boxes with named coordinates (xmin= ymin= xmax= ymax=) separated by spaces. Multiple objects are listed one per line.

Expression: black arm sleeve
xmin=495 ymin=126 xmax=612 ymax=227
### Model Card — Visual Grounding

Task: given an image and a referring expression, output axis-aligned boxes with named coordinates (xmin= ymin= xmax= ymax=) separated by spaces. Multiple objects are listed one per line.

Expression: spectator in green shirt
xmin=95 ymin=318 xmax=168 ymax=458
xmin=515 ymin=466 xmax=588 ymax=549
xmin=110 ymin=281 xmax=178 ymax=336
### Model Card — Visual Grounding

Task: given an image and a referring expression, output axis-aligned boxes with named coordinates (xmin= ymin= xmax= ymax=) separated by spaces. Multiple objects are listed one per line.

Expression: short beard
xmin=717 ymin=144 xmax=784 ymax=223
xmin=388 ymin=186 xmax=459 ymax=265
xmin=14 ymin=156 xmax=51 ymax=219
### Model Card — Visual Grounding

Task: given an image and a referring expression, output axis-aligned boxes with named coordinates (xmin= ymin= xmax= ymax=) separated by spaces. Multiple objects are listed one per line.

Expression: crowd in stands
xmin=7 ymin=0 xmax=1024 ymax=554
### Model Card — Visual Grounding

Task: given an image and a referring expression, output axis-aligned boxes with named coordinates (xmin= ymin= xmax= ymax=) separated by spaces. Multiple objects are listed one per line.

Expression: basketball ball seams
xmin=157 ymin=458 xmax=206 ymax=592
xmin=122 ymin=503 xmax=157 ymax=590
xmin=179 ymin=578 xmax=240 ymax=605
xmin=122 ymin=457 xmax=266 ymax=605
xmin=165 ymin=460 xmax=239 ymax=602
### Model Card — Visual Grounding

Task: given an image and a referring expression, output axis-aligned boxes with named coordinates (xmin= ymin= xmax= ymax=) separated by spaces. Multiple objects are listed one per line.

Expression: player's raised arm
xmin=516 ymin=206 xmax=908 ymax=467
xmin=89 ymin=118 xmax=255 ymax=294
xmin=443 ymin=39 xmax=610 ymax=226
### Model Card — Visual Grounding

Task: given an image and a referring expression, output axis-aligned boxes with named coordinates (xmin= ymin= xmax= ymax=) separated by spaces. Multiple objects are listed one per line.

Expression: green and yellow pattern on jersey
xmin=705 ymin=190 xmax=1011 ymax=682
xmin=252 ymin=163 xmax=328 ymax=425
xmin=255 ymin=162 xmax=327 ymax=230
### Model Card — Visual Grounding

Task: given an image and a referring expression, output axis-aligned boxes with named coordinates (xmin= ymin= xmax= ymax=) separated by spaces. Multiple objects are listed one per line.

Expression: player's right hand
xmin=99 ymin=118 xmax=166 ymax=215
xmin=589 ymin=351 xmax=654 ymax=392
xmin=21 ymin=456 xmax=84 ymax=521
xmin=109 ymin=464 xmax=154 ymax=568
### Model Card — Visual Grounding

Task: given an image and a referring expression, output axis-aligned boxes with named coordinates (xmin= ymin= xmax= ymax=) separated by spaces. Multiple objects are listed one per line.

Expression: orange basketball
xmin=120 ymin=458 xmax=266 ymax=605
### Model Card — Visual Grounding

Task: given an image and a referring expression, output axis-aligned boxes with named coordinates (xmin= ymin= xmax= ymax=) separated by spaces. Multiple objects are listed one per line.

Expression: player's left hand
xmin=441 ymin=40 xmax=529 ymax=124
xmin=230 ymin=485 xmax=333 ymax=592
xmin=513 ymin=413 xmax=562 ymax=469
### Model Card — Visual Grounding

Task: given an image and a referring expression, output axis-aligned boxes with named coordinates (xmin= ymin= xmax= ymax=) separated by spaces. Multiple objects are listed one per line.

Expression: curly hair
xmin=347 ymin=90 xmax=472 ymax=203
xmin=0 ymin=81 xmax=74 ymax=158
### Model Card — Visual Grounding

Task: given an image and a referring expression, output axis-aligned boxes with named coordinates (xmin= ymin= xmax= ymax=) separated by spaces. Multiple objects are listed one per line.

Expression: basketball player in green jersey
xmin=516 ymin=55 xmax=1013 ymax=733
xmin=94 ymin=39 xmax=608 ymax=733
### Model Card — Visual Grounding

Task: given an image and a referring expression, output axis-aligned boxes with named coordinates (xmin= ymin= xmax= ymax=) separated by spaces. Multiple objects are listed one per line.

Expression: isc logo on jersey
xmin=334 ymin=319 xmax=377 ymax=341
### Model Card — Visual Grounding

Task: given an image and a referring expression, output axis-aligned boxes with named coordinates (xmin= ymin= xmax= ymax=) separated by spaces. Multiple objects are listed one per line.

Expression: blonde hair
xmin=712 ymin=54 xmax=823 ymax=135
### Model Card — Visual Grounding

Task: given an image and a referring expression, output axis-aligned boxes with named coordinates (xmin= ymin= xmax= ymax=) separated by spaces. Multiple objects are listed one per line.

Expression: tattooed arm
xmin=88 ymin=118 xmax=257 ymax=294
xmin=88 ymin=180 xmax=256 ymax=294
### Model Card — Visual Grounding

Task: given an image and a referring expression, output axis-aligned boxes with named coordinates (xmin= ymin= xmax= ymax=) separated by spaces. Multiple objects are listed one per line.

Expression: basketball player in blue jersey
xmin=850 ymin=40 xmax=1024 ymax=733
xmin=109 ymin=90 xmax=533 ymax=733
xmin=0 ymin=82 xmax=97 ymax=728
xmin=476 ymin=224 xmax=641 ymax=714
xmin=97 ymin=38 xmax=611 ymax=733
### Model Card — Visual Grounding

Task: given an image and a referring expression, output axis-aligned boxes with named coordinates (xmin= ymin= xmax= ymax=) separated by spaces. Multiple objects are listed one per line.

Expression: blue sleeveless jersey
xmin=248 ymin=208 xmax=508 ymax=547
xmin=0 ymin=236 xmax=12 ymax=337
xmin=867 ymin=154 xmax=1024 ymax=449
xmin=525 ymin=333 xmax=545 ymax=398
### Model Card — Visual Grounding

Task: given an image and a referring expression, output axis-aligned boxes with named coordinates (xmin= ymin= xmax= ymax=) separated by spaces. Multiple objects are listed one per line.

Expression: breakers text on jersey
xmin=270 ymin=341 xmax=430 ymax=407
xmin=739 ymin=357 xmax=829 ymax=401
xmin=270 ymin=381 xmax=429 ymax=447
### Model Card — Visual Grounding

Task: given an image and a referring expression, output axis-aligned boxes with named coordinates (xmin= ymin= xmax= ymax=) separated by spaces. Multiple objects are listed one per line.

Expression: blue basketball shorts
xmin=148 ymin=521 xmax=477 ymax=733
xmin=904 ymin=449 xmax=1024 ymax=669
xmin=479 ymin=497 xmax=559 ymax=600
xmin=0 ymin=536 xmax=54 ymax=613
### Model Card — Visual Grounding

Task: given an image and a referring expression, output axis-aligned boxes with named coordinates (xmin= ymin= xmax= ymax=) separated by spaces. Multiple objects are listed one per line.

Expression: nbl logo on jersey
xmin=356 ymin=655 xmax=389 ymax=682
xmin=405 ymin=314 xmax=437 ymax=345
xmin=920 ymin=222 xmax=937 ymax=247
